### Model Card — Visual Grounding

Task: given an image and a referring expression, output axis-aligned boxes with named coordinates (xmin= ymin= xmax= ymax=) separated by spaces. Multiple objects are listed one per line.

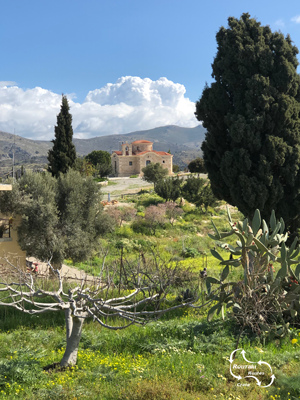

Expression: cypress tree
xmin=195 ymin=13 xmax=300 ymax=230
xmin=48 ymin=95 xmax=77 ymax=178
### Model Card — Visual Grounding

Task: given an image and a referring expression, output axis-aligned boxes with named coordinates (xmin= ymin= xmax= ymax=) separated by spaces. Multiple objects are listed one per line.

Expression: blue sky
xmin=1 ymin=0 xmax=300 ymax=139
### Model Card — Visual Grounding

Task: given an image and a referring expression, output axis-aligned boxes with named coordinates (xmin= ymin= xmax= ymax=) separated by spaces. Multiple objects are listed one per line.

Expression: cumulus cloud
xmin=291 ymin=15 xmax=300 ymax=23
xmin=0 ymin=76 xmax=199 ymax=140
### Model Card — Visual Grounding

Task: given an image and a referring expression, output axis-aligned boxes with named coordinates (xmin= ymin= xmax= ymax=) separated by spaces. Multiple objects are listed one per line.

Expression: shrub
xmin=172 ymin=164 xmax=180 ymax=173
xmin=181 ymin=203 xmax=195 ymax=213
xmin=132 ymin=218 xmax=152 ymax=235
xmin=183 ymin=247 xmax=200 ymax=258
xmin=106 ymin=206 xmax=137 ymax=227
xmin=181 ymin=176 xmax=205 ymax=204
xmin=181 ymin=176 xmax=217 ymax=213
xmin=115 ymin=225 xmax=135 ymax=238
xmin=144 ymin=205 xmax=167 ymax=235
xmin=137 ymin=194 xmax=164 ymax=208
xmin=164 ymin=201 xmax=184 ymax=226
xmin=130 ymin=174 xmax=138 ymax=178
xmin=154 ymin=176 xmax=183 ymax=202
xmin=182 ymin=224 xmax=198 ymax=233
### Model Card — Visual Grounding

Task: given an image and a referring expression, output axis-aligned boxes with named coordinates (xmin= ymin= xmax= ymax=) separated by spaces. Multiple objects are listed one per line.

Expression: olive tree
xmin=0 ymin=170 xmax=114 ymax=266
xmin=142 ymin=163 xmax=168 ymax=187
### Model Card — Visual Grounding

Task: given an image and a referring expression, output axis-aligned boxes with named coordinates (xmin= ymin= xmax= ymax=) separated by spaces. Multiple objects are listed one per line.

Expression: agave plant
xmin=206 ymin=207 xmax=300 ymax=338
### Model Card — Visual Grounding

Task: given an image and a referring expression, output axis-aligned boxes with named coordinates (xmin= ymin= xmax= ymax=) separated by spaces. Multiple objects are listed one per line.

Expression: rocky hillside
xmin=0 ymin=125 xmax=206 ymax=172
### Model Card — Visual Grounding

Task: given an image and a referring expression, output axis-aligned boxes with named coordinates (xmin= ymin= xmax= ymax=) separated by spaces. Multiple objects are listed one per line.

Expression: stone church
xmin=111 ymin=140 xmax=173 ymax=177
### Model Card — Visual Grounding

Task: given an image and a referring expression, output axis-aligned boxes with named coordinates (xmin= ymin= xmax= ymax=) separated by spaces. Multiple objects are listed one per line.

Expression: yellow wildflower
xmin=255 ymin=347 xmax=264 ymax=353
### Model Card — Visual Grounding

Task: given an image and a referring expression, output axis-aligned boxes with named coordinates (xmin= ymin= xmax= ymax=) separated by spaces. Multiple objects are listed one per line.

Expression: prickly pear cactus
xmin=206 ymin=207 xmax=300 ymax=338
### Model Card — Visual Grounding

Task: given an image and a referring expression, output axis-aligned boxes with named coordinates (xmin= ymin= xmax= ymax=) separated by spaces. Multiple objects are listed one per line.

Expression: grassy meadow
xmin=1 ymin=190 xmax=300 ymax=399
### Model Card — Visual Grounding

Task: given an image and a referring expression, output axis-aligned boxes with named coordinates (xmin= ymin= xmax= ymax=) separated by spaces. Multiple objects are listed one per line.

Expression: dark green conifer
xmin=48 ymin=95 xmax=76 ymax=178
xmin=196 ymin=13 xmax=300 ymax=229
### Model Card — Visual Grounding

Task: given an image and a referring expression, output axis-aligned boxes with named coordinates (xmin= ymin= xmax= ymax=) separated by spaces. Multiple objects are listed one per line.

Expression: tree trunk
xmin=60 ymin=310 xmax=84 ymax=367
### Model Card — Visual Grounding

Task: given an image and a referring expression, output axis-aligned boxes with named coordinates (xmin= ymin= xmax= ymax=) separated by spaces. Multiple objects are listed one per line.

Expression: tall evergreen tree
xmin=48 ymin=95 xmax=77 ymax=178
xmin=195 ymin=13 xmax=300 ymax=229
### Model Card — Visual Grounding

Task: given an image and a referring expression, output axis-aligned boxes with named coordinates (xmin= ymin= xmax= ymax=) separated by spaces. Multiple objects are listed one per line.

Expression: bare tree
xmin=164 ymin=202 xmax=184 ymax=226
xmin=0 ymin=252 xmax=204 ymax=367
xmin=144 ymin=205 xmax=167 ymax=234
xmin=106 ymin=206 xmax=137 ymax=227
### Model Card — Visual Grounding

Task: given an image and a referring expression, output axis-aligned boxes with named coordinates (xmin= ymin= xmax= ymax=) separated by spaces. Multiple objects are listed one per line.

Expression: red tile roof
xmin=112 ymin=151 xmax=122 ymax=155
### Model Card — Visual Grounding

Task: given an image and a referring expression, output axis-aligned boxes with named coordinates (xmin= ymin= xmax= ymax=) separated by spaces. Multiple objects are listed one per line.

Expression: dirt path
xmin=27 ymin=257 xmax=98 ymax=283
xmin=101 ymin=177 xmax=153 ymax=196
xmin=101 ymin=174 xmax=207 ymax=197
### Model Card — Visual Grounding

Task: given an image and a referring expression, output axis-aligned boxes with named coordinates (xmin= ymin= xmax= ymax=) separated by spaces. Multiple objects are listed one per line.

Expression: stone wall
xmin=111 ymin=149 xmax=173 ymax=177
xmin=111 ymin=153 xmax=118 ymax=175
xmin=139 ymin=153 xmax=172 ymax=176
xmin=113 ymin=154 xmax=141 ymax=177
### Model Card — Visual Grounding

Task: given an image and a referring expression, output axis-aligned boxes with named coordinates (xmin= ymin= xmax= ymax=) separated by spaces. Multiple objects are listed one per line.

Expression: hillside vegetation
xmin=1 ymin=188 xmax=300 ymax=399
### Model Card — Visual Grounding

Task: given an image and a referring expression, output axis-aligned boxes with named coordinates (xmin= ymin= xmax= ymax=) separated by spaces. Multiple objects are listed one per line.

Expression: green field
xmin=1 ymin=193 xmax=300 ymax=399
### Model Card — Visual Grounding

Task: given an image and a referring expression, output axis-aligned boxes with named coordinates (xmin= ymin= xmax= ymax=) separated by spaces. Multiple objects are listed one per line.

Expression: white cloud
xmin=291 ymin=15 xmax=300 ymax=23
xmin=0 ymin=81 xmax=17 ymax=87
xmin=0 ymin=76 xmax=199 ymax=140
xmin=275 ymin=19 xmax=285 ymax=27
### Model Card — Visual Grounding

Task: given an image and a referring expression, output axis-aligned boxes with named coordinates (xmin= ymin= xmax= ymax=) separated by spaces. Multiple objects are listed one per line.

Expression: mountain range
xmin=0 ymin=124 xmax=206 ymax=171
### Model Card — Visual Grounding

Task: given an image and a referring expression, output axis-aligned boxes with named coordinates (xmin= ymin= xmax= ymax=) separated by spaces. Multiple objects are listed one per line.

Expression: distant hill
xmin=173 ymin=150 xmax=203 ymax=170
xmin=0 ymin=125 xmax=206 ymax=171
xmin=0 ymin=130 xmax=51 ymax=163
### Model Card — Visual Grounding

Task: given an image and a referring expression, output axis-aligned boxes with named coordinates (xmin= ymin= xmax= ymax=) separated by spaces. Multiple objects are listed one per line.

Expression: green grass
xmin=93 ymin=177 xmax=107 ymax=182
xmin=0 ymin=306 xmax=299 ymax=399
